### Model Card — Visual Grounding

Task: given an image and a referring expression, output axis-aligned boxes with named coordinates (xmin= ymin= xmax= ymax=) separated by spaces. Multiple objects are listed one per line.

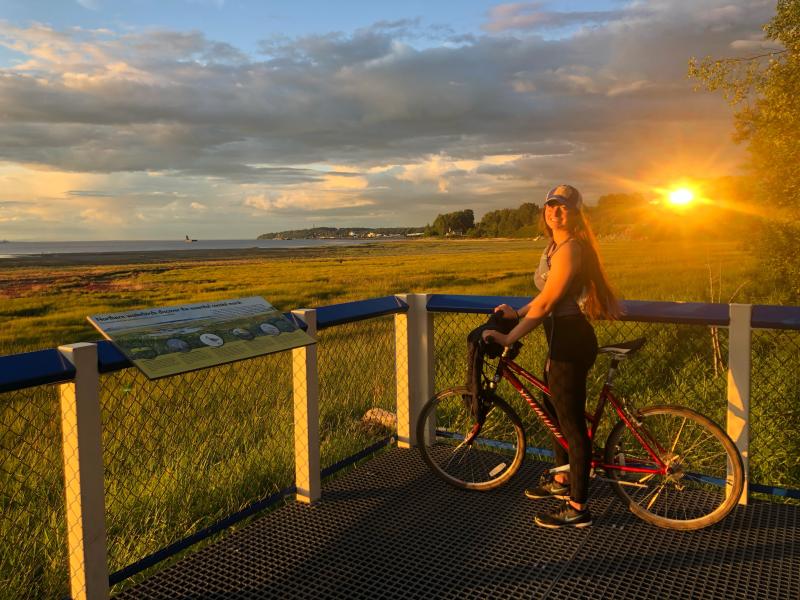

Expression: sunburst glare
xmin=668 ymin=188 xmax=694 ymax=206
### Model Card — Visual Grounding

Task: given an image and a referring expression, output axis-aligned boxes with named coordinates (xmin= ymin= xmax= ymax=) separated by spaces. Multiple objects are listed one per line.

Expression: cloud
xmin=68 ymin=189 xmax=113 ymax=197
xmin=243 ymin=171 xmax=373 ymax=214
xmin=79 ymin=207 xmax=125 ymax=225
xmin=483 ymin=3 xmax=624 ymax=33
xmin=76 ymin=0 xmax=102 ymax=10
xmin=0 ymin=1 xmax=779 ymax=239
xmin=730 ymin=35 xmax=784 ymax=51
xmin=187 ymin=0 xmax=227 ymax=7
xmin=244 ymin=193 xmax=273 ymax=211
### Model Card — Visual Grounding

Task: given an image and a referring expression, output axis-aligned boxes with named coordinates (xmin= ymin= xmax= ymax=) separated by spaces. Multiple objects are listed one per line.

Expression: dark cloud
xmin=67 ymin=190 xmax=114 ymax=197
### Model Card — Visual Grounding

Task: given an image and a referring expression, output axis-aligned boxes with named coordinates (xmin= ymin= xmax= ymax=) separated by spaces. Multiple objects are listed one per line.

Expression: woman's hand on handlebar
xmin=481 ymin=329 xmax=509 ymax=347
xmin=493 ymin=303 xmax=519 ymax=321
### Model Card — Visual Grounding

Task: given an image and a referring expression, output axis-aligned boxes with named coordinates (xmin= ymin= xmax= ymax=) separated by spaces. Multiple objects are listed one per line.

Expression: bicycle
xmin=416 ymin=337 xmax=744 ymax=530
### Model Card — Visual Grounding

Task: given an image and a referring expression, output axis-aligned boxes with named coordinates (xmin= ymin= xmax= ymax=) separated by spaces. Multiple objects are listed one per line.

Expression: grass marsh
xmin=0 ymin=238 xmax=758 ymax=356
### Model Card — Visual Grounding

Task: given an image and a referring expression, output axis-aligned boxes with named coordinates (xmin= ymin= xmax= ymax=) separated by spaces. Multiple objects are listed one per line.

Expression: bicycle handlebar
xmin=479 ymin=336 xmax=512 ymax=357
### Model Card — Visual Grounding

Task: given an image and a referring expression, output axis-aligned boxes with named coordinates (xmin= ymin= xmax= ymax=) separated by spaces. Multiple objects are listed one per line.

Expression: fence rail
xmin=1 ymin=294 xmax=799 ymax=600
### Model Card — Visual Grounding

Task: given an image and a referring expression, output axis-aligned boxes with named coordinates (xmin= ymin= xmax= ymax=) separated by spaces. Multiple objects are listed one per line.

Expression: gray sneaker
xmin=524 ymin=478 xmax=570 ymax=500
xmin=535 ymin=501 xmax=592 ymax=529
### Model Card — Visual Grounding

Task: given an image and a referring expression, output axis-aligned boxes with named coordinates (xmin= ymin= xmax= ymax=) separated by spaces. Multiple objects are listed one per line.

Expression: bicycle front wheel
xmin=416 ymin=386 xmax=526 ymax=491
xmin=604 ymin=406 xmax=744 ymax=530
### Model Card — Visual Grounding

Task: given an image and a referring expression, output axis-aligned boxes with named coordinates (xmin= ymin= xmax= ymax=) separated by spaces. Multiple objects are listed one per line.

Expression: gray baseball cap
xmin=545 ymin=184 xmax=583 ymax=210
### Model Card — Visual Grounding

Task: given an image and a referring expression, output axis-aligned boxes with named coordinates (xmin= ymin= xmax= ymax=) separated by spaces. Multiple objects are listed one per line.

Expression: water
xmin=0 ymin=238 xmax=388 ymax=257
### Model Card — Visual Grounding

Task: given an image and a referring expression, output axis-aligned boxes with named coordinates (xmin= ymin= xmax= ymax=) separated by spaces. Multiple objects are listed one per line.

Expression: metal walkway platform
xmin=117 ymin=448 xmax=800 ymax=599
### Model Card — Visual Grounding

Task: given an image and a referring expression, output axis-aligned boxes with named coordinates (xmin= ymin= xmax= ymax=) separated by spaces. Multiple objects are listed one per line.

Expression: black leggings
xmin=542 ymin=315 xmax=598 ymax=504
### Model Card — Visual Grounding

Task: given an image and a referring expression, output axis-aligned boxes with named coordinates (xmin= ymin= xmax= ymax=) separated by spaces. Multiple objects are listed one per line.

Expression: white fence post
xmin=57 ymin=342 xmax=109 ymax=600
xmin=394 ymin=294 xmax=434 ymax=448
xmin=291 ymin=309 xmax=321 ymax=503
xmin=727 ymin=303 xmax=751 ymax=504
xmin=394 ymin=297 xmax=412 ymax=448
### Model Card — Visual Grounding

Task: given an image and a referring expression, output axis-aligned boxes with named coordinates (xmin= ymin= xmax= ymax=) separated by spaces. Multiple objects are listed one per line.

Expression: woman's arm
xmin=483 ymin=242 xmax=580 ymax=346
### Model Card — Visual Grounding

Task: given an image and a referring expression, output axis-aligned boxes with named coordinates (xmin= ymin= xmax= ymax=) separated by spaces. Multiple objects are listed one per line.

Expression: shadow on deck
xmin=117 ymin=448 xmax=800 ymax=599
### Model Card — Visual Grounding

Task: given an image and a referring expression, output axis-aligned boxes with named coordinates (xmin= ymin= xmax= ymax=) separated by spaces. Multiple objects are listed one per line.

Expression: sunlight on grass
xmin=0 ymin=239 xmax=755 ymax=355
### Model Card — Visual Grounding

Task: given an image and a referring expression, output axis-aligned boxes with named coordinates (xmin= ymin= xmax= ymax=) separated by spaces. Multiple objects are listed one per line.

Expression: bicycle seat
xmin=598 ymin=337 xmax=646 ymax=358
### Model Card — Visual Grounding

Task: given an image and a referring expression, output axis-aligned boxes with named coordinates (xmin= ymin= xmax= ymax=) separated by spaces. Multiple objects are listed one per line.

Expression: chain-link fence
xmin=0 ymin=385 xmax=69 ymax=600
xmin=99 ymin=351 xmax=294 ymax=593
xmin=432 ymin=312 xmax=729 ymax=461
xmin=751 ymin=329 xmax=800 ymax=496
xmin=317 ymin=315 xmax=397 ymax=471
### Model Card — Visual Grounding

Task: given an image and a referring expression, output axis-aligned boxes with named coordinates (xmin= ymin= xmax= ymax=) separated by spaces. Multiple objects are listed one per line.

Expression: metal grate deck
xmin=116 ymin=448 xmax=800 ymax=599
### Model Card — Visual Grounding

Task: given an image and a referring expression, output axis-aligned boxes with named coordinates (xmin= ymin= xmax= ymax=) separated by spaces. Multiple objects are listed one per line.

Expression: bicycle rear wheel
xmin=604 ymin=405 xmax=744 ymax=530
xmin=416 ymin=386 xmax=526 ymax=491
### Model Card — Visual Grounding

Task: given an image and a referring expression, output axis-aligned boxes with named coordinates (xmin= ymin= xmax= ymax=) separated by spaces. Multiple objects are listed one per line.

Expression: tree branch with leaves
xmin=689 ymin=0 xmax=800 ymax=301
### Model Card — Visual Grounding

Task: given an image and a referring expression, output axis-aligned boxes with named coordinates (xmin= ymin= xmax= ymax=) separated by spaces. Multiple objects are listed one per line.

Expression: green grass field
xmin=0 ymin=238 xmax=761 ymax=355
xmin=2 ymin=238 xmax=797 ymax=600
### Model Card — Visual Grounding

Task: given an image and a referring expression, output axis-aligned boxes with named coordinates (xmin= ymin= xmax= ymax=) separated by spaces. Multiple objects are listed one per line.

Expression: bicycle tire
xmin=604 ymin=405 xmax=744 ymax=530
xmin=416 ymin=386 xmax=526 ymax=491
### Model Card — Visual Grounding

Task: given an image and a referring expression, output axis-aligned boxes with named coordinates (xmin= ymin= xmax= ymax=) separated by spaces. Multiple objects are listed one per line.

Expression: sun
xmin=668 ymin=188 xmax=694 ymax=206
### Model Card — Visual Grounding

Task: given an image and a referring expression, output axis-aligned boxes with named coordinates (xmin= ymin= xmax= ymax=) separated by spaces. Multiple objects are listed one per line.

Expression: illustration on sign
xmin=87 ymin=296 xmax=315 ymax=379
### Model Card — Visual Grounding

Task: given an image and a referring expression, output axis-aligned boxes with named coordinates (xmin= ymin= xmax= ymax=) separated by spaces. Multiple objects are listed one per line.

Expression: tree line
xmin=424 ymin=203 xmax=543 ymax=238
xmin=424 ymin=176 xmax=753 ymax=241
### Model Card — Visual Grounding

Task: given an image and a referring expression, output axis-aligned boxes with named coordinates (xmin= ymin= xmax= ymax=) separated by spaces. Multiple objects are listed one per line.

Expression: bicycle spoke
xmin=475 ymin=447 xmax=492 ymax=480
xmin=468 ymin=448 xmax=477 ymax=483
xmin=679 ymin=427 xmax=717 ymax=458
xmin=682 ymin=472 xmax=729 ymax=490
xmin=636 ymin=472 xmax=657 ymax=485
xmin=458 ymin=446 xmax=470 ymax=468
xmin=643 ymin=482 xmax=666 ymax=510
xmin=445 ymin=445 xmax=467 ymax=471
xmin=667 ymin=417 xmax=688 ymax=455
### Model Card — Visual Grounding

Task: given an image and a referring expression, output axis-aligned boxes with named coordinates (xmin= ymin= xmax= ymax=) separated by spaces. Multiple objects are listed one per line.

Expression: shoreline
xmin=0 ymin=238 xmax=536 ymax=268
xmin=0 ymin=244 xmax=386 ymax=268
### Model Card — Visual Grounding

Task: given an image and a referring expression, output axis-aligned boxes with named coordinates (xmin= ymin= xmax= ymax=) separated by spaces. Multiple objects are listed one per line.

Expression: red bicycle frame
xmin=499 ymin=357 xmax=671 ymax=476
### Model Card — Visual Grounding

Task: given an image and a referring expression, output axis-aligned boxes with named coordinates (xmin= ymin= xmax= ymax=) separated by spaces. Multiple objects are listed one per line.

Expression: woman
xmin=481 ymin=184 xmax=620 ymax=529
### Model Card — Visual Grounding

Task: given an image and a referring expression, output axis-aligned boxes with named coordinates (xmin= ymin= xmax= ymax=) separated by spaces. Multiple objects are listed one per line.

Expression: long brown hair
xmin=540 ymin=207 xmax=621 ymax=320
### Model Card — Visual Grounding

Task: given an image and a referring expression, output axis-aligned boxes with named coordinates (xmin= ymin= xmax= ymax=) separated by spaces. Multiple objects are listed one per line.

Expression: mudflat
xmin=0 ymin=245 xmax=365 ymax=268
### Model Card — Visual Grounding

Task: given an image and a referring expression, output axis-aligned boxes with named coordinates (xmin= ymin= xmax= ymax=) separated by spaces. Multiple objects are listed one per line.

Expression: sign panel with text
xmin=88 ymin=296 xmax=314 ymax=379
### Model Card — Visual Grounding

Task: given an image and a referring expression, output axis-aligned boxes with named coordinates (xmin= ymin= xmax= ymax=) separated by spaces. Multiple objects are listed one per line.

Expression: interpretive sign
xmin=87 ymin=296 xmax=315 ymax=379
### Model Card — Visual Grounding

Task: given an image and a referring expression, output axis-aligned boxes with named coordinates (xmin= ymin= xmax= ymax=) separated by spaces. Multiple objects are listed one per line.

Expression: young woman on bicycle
xmin=482 ymin=184 xmax=620 ymax=529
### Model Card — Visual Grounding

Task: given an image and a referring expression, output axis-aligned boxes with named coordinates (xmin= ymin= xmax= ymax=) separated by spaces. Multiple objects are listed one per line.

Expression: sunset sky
xmin=0 ymin=1 xmax=781 ymax=240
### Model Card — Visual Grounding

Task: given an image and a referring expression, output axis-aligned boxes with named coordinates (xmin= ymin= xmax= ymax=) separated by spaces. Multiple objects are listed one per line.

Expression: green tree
xmin=473 ymin=202 xmax=540 ymax=237
xmin=689 ymin=0 xmax=800 ymax=300
xmin=586 ymin=193 xmax=648 ymax=237
xmin=427 ymin=209 xmax=474 ymax=236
